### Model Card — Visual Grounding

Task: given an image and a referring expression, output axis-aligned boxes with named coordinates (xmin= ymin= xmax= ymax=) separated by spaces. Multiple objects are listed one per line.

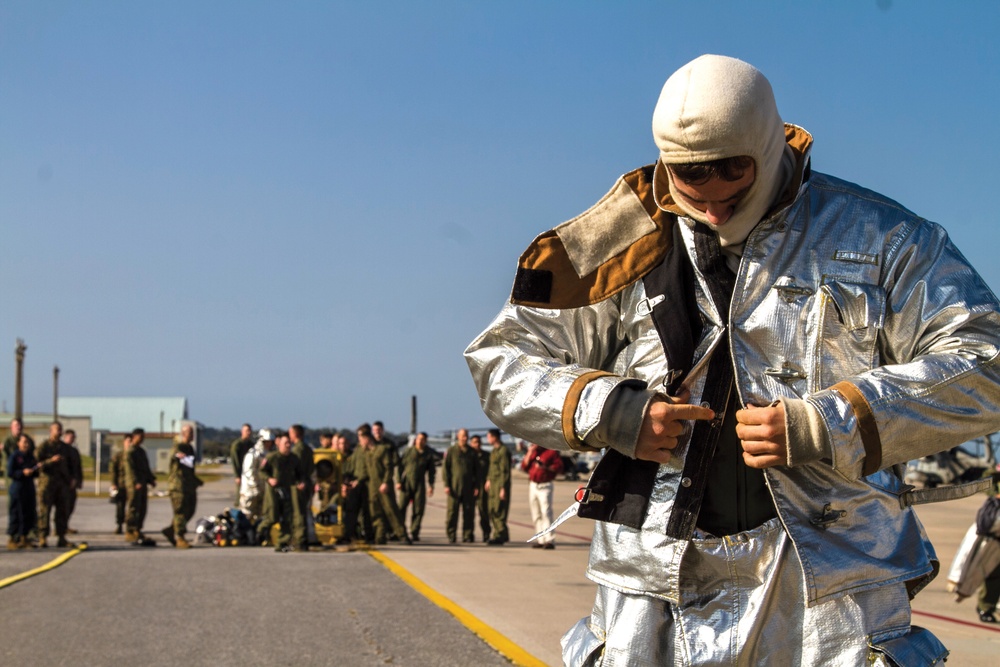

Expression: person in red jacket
xmin=521 ymin=443 xmax=563 ymax=549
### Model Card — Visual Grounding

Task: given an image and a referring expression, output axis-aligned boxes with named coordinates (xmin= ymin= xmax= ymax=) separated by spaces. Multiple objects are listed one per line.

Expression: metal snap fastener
xmin=681 ymin=477 xmax=692 ymax=488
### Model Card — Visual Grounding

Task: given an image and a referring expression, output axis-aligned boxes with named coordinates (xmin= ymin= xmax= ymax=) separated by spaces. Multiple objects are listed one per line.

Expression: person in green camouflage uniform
xmin=35 ymin=422 xmax=76 ymax=548
xmin=469 ymin=434 xmax=491 ymax=542
xmin=162 ymin=424 xmax=202 ymax=548
xmin=443 ymin=428 xmax=480 ymax=544
xmin=125 ymin=428 xmax=157 ymax=544
xmin=340 ymin=438 xmax=374 ymax=543
xmin=229 ymin=424 xmax=254 ymax=503
xmin=289 ymin=424 xmax=315 ymax=550
xmin=372 ymin=421 xmax=401 ymax=482
xmin=109 ymin=436 xmax=130 ymax=534
xmin=261 ymin=431 xmax=303 ymax=552
xmin=396 ymin=431 xmax=436 ymax=541
xmin=361 ymin=423 xmax=410 ymax=544
xmin=485 ymin=429 xmax=512 ymax=545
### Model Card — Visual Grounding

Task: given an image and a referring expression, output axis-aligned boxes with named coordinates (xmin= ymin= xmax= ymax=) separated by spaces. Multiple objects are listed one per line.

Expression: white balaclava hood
xmin=652 ymin=55 xmax=791 ymax=250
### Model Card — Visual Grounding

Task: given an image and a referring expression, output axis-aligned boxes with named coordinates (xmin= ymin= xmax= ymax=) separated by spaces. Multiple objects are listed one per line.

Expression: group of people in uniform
xmin=4 ymin=418 xmax=84 ymax=550
xmin=4 ymin=416 xmax=542 ymax=555
xmin=227 ymin=422 xmax=516 ymax=551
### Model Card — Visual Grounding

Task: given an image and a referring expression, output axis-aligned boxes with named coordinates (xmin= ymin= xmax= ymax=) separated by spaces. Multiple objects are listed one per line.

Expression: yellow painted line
xmin=0 ymin=543 xmax=89 ymax=590
xmin=369 ymin=550 xmax=547 ymax=667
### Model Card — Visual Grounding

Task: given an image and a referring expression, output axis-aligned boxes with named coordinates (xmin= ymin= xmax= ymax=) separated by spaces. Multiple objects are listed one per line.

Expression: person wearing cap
xmin=466 ymin=54 xmax=1000 ymax=664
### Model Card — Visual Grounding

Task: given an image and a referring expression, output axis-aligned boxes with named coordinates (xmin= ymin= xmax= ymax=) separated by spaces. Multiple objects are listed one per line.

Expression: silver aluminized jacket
xmin=465 ymin=128 xmax=1000 ymax=606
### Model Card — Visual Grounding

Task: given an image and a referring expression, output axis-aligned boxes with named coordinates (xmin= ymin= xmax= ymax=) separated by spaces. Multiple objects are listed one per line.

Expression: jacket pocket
xmin=814 ymin=279 xmax=885 ymax=391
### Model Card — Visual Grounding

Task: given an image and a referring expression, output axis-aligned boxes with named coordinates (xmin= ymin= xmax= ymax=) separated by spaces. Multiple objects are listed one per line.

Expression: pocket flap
xmin=869 ymin=625 xmax=948 ymax=666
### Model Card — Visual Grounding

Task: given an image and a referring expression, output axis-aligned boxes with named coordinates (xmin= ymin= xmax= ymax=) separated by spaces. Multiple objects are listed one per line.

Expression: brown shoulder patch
xmin=511 ymin=166 xmax=673 ymax=309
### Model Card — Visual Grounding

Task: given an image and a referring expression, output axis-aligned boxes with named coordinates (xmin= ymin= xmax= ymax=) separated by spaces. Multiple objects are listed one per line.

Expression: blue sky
xmin=2 ymin=1 xmax=998 ymax=435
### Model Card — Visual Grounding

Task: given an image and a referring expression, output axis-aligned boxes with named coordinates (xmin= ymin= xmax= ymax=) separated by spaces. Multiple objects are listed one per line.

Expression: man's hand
xmin=736 ymin=403 xmax=787 ymax=468
xmin=499 ymin=488 xmax=506 ymax=501
xmin=268 ymin=478 xmax=278 ymax=487
xmin=444 ymin=486 xmax=451 ymax=496
xmin=379 ymin=482 xmax=389 ymax=494
xmin=635 ymin=392 xmax=715 ymax=464
xmin=484 ymin=480 xmax=491 ymax=493
xmin=427 ymin=486 xmax=434 ymax=498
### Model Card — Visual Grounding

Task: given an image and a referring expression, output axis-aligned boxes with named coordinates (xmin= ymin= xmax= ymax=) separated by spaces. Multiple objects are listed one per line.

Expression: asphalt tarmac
xmin=2 ymin=465 xmax=999 ymax=666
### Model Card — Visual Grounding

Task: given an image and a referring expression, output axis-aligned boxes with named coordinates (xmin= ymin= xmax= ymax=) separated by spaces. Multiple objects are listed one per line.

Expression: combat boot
xmin=124 ymin=530 xmax=138 ymax=542
xmin=161 ymin=526 xmax=176 ymax=546
xmin=7 ymin=537 xmax=17 ymax=550
xmin=57 ymin=536 xmax=76 ymax=548
xmin=175 ymin=536 xmax=191 ymax=549
xmin=38 ymin=536 xmax=48 ymax=548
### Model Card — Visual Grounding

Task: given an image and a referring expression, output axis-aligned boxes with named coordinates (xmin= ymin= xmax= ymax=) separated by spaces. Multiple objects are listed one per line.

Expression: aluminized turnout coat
xmin=465 ymin=126 xmax=1000 ymax=665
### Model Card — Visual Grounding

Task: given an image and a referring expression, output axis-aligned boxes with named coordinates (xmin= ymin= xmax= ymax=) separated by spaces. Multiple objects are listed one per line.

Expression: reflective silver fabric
xmin=562 ymin=520 xmax=946 ymax=666
xmin=465 ymin=162 xmax=1000 ymax=605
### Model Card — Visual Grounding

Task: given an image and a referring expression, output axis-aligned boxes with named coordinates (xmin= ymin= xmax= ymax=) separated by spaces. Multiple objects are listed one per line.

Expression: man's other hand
xmin=736 ymin=403 xmax=787 ymax=468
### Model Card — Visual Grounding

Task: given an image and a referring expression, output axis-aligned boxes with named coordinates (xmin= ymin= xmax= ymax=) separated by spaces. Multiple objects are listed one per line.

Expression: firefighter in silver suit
xmin=466 ymin=55 xmax=1000 ymax=666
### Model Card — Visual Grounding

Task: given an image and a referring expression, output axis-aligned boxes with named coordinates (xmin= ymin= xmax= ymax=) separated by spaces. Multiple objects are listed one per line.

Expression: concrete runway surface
xmin=1 ymin=465 xmax=999 ymax=666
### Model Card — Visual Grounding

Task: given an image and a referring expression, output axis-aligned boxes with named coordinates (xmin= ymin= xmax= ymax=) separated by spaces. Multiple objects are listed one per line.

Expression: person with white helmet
xmin=239 ymin=428 xmax=275 ymax=531
xmin=466 ymin=54 xmax=1000 ymax=665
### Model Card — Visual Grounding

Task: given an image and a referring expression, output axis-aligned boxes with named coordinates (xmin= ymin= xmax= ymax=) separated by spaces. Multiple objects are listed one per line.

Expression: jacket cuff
xmin=782 ymin=397 xmax=832 ymax=467
xmin=580 ymin=381 xmax=657 ymax=459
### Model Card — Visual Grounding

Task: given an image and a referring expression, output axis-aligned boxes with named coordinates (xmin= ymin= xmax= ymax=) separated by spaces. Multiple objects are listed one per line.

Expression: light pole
xmin=14 ymin=339 xmax=26 ymax=421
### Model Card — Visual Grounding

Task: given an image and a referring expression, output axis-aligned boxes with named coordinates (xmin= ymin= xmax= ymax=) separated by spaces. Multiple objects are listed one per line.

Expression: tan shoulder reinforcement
xmin=511 ymin=165 xmax=672 ymax=309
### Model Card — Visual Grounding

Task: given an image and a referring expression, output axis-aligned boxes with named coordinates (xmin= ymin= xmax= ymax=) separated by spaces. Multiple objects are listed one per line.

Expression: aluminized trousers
xmin=562 ymin=519 xmax=946 ymax=666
